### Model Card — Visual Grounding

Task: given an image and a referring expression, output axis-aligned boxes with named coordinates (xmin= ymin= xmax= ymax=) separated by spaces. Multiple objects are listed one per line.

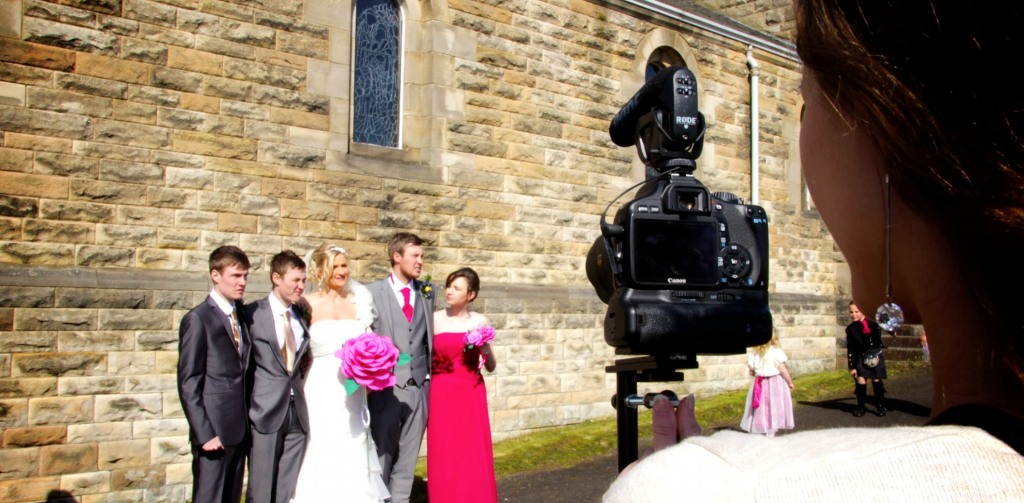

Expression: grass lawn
xmin=415 ymin=363 xmax=930 ymax=480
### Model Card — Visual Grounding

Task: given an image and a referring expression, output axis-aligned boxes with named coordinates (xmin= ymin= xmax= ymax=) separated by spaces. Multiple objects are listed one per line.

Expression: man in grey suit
xmin=178 ymin=246 xmax=253 ymax=503
xmin=244 ymin=251 xmax=313 ymax=503
xmin=369 ymin=233 xmax=434 ymax=503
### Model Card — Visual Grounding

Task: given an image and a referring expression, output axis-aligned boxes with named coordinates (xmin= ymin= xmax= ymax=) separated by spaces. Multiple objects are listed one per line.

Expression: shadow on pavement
xmin=797 ymin=397 xmax=930 ymax=417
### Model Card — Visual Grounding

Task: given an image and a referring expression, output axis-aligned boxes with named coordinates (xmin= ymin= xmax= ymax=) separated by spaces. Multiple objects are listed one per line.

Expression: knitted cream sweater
xmin=603 ymin=426 xmax=1024 ymax=502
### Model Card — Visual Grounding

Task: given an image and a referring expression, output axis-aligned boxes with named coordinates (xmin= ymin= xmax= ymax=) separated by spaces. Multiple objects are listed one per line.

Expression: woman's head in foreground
xmin=797 ymin=1 xmax=1024 ymax=371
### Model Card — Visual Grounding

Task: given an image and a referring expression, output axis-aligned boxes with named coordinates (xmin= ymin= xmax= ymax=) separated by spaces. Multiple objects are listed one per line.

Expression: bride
xmin=293 ymin=244 xmax=389 ymax=502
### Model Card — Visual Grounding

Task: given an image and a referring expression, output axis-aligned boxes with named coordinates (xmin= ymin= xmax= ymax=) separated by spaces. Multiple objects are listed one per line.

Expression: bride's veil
xmin=303 ymin=248 xmax=377 ymax=329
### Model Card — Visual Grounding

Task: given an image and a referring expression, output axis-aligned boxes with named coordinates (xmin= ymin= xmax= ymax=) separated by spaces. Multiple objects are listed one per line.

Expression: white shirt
xmin=389 ymin=274 xmax=416 ymax=311
xmin=268 ymin=293 xmax=304 ymax=351
xmin=209 ymin=288 xmax=242 ymax=338
xmin=747 ymin=347 xmax=786 ymax=377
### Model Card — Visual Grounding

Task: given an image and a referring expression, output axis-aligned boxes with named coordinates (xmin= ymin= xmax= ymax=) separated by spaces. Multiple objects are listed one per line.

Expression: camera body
xmin=598 ymin=175 xmax=772 ymax=354
xmin=587 ymin=65 xmax=773 ymax=356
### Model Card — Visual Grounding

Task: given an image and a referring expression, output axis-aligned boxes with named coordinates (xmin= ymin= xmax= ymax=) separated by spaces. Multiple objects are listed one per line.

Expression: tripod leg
xmin=617 ymin=370 xmax=639 ymax=472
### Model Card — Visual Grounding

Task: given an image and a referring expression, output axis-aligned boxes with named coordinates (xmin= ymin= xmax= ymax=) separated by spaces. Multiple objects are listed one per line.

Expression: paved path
xmin=494 ymin=371 xmax=933 ymax=503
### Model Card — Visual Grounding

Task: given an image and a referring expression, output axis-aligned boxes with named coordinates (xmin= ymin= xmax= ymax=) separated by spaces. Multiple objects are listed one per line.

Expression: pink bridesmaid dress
xmin=427 ymin=332 xmax=498 ymax=503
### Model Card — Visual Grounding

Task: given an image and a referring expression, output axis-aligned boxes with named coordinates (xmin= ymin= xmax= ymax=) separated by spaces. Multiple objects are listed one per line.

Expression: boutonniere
xmin=294 ymin=300 xmax=312 ymax=326
xmin=419 ymin=275 xmax=434 ymax=299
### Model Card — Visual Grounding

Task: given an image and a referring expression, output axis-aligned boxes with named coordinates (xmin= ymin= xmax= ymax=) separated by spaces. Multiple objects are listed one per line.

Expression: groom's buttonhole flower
xmin=419 ymin=275 xmax=433 ymax=299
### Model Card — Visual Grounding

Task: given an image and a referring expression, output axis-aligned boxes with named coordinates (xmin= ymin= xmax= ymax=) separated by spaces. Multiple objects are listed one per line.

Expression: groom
xmin=245 ymin=251 xmax=312 ymax=503
xmin=369 ymin=233 xmax=435 ymax=503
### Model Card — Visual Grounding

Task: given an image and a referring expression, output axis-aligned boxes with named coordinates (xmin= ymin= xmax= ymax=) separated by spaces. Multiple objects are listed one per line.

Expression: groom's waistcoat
xmin=370 ymin=278 xmax=434 ymax=385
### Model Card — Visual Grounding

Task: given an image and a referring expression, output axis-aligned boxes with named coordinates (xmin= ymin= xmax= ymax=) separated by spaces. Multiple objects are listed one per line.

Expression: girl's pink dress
xmin=427 ymin=332 xmax=498 ymax=503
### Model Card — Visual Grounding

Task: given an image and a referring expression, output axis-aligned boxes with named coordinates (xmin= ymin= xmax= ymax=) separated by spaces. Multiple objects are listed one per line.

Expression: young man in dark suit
xmin=245 ymin=251 xmax=312 ymax=503
xmin=178 ymin=246 xmax=253 ymax=503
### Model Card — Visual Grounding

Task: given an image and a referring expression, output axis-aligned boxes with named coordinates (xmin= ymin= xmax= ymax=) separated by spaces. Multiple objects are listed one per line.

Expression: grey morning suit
xmin=244 ymin=297 xmax=311 ymax=503
xmin=368 ymin=277 xmax=434 ymax=503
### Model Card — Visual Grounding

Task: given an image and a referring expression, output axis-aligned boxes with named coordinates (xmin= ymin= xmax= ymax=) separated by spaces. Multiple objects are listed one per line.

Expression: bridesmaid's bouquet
xmin=335 ymin=333 xmax=408 ymax=395
xmin=463 ymin=324 xmax=495 ymax=352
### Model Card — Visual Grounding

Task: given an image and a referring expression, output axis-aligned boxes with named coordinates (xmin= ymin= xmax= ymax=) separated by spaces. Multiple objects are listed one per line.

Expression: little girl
xmin=740 ymin=330 xmax=795 ymax=437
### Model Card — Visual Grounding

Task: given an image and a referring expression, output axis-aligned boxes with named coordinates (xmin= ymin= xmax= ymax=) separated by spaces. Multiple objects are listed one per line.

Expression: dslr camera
xmin=587 ymin=66 xmax=773 ymax=357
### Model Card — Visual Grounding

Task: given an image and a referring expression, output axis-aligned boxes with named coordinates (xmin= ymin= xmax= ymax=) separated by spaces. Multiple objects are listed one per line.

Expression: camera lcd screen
xmin=632 ymin=219 xmax=718 ymax=285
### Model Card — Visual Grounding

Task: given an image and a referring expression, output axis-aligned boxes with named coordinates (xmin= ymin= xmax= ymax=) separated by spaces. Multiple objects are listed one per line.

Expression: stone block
xmin=0 ymin=103 xmax=93 ymax=139
xmin=150 ymin=435 xmax=190 ymax=464
xmin=40 ymin=442 xmax=98 ymax=475
xmin=0 ymin=39 xmax=75 ymax=71
xmin=147 ymin=187 xmax=197 ymax=209
xmin=160 ymin=391 xmax=183 ymax=418
xmin=150 ymin=67 xmax=202 ymax=93
xmin=93 ymin=119 xmax=171 ymax=149
xmin=21 ymin=219 xmax=95 ymax=244
xmin=76 ymin=53 xmax=149 ymax=86
xmin=3 ymin=425 xmax=65 ymax=448
xmin=173 ymin=130 xmax=257 ymax=160
xmin=224 ymin=58 xmax=306 ymax=90
xmin=0 ymin=171 xmax=70 ymax=200
xmin=117 ymin=206 xmax=174 ymax=227
xmin=55 ymin=73 xmax=128 ymax=100
xmin=121 ymin=38 xmax=168 ymax=65
xmin=0 ymin=147 xmax=32 ymax=174
xmin=157 ymin=228 xmax=200 ymax=249
xmin=152 ymin=151 xmax=205 ymax=169
xmin=110 ymin=98 xmax=155 ymax=124
xmin=77 ymin=245 xmax=134 ymax=267
xmin=94 ymin=393 xmax=161 ymax=422
xmin=82 ymin=488 xmax=146 ymax=503
xmin=0 ymin=398 xmax=29 ymax=427
xmin=61 ymin=470 xmax=111 ymax=495
xmin=125 ymin=0 xmax=177 ymax=27
xmin=217 ymin=213 xmax=257 ymax=233
xmin=106 ymin=352 xmax=156 ymax=376
xmin=0 ymin=476 xmax=61 ymax=502
xmin=67 ymin=422 xmax=131 ymax=444
xmin=68 ymin=180 xmax=144 ymax=207
xmin=23 ymin=17 xmax=118 ymax=55
xmin=127 ymin=85 xmax=179 ymax=107
xmin=0 ymin=446 xmax=40 ymax=479
xmin=0 ymin=217 xmax=20 ymax=240
xmin=57 ymin=376 xmax=124 ymax=395
xmin=138 ymin=24 xmax=195 ymax=49
xmin=0 ymin=332 xmax=57 ymax=352
xmin=0 ymin=195 xmax=38 ymax=218
xmin=111 ymin=466 xmax=165 ymax=491
xmin=34 ymin=152 xmax=99 ymax=178
xmin=98 ymin=439 xmax=151 ymax=469
xmin=0 ymin=0 xmax=21 ymax=38
xmin=153 ymin=292 xmax=191 ymax=310
xmin=0 ymin=287 xmax=54 ymax=308
xmin=98 ymin=14 xmax=139 ymax=35
xmin=180 ymin=93 xmax=220 ymax=114
xmin=0 ymin=61 xmax=52 ymax=87
xmin=13 ymin=309 xmax=98 ymax=332
xmin=0 ymin=242 xmax=76 ymax=265
xmin=177 ymin=10 xmax=220 ymax=35
xmin=269 ymin=106 xmax=329 ymax=130
xmin=28 ymin=396 xmax=94 ymax=425
xmin=95 ymin=224 xmax=157 ymax=247
xmin=37 ymin=201 xmax=112 ymax=225
xmin=124 ymin=374 xmax=177 ymax=393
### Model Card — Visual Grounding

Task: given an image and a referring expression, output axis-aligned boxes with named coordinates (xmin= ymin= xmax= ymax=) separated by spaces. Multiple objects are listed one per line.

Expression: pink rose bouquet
xmin=335 ymin=333 xmax=399 ymax=394
xmin=463 ymin=324 xmax=495 ymax=350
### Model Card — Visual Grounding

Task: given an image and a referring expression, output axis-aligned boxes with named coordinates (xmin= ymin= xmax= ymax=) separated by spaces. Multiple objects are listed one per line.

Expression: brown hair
xmin=307 ymin=244 xmax=348 ymax=292
xmin=797 ymin=2 xmax=1024 ymax=369
xmin=446 ymin=267 xmax=480 ymax=302
xmin=270 ymin=251 xmax=305 ymax=282
xmin=209 ymin=246 xmax=250 ymax=273
xmin=388 ymin=233 xmax=423 ymax=266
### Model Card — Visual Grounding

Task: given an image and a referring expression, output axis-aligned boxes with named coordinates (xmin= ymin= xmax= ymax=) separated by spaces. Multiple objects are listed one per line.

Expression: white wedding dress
xmin=292 ymin=316 xmax=390 ymax=501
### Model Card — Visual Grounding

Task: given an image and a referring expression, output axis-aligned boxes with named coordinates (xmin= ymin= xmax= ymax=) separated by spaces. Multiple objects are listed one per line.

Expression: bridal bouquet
xmin=336 ymin=333 xmax=408 ymax=395
xmin=463 ymin=324 xmax=495 ymax=351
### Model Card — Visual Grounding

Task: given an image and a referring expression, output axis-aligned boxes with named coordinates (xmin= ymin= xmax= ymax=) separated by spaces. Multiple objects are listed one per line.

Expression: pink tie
xmin=401 ymin=287 xmax=413 ymax=323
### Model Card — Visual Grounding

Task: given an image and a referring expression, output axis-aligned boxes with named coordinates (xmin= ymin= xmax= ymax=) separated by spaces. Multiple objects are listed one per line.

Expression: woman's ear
xmin=468 ymin=291 xmax=477 ymax=303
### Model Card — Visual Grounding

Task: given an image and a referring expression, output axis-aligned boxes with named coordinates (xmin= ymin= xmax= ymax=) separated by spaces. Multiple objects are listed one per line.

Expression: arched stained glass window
xmin=353 ymin=0 xmax=401 ymax=147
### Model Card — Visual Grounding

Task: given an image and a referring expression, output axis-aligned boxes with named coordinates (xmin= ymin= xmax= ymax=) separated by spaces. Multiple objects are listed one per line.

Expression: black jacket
xmin=177 ymin=295 xmax=253 ymax=446
xmin=846 ymin=318 xmax=887 ymax=377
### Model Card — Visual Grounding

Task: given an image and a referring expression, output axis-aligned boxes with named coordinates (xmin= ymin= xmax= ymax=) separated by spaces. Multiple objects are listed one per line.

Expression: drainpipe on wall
xmin=746 ymin=46 xmax=760 ymax=205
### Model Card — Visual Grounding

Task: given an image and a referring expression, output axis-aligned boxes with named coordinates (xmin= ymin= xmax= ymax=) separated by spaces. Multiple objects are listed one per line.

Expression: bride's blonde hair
xmin=307 ymin=243 xmax=348 ymax=293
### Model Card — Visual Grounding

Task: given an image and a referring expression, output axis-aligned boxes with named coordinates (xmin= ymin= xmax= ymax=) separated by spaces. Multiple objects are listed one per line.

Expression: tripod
xmin=606 ymin=350 xmax=698 ymax=471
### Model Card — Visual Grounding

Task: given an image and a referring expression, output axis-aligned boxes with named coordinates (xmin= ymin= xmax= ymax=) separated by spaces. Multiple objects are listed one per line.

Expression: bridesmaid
xmin=428 ymin=268 xmax=497 ymax=503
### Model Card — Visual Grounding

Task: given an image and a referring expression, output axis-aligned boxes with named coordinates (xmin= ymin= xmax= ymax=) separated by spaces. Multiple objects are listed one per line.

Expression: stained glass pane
xmin=353 ymin=0 xmax=401 ymax=147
